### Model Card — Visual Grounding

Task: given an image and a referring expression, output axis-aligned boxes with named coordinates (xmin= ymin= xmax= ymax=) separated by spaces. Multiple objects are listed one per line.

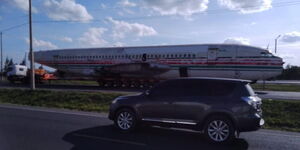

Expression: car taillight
xmin=242 ymin=96 xmax=262 ymax=110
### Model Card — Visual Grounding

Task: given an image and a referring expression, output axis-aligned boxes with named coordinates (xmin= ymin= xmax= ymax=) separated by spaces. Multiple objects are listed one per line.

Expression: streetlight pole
xmin=275 ymin=35 xmax=281 ymax=54
xmin=29 ymin=0 xmax=35 ymax=90
xmin=0 ymin=32 xmax=3 ymax=81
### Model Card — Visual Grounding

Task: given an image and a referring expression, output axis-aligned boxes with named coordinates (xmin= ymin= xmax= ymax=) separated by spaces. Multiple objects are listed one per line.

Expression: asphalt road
xmin=0 ymin=82 xmax=141 ymax=94
xmin=1 ymin=82 xmax=300 ymax=100
xmin=257 ymin=90 xmax=300 ymax=100
xmin=0 ymin=104 xmax=299 ymax=150
xmin=257 ymin=80 xmax=300 ymax=85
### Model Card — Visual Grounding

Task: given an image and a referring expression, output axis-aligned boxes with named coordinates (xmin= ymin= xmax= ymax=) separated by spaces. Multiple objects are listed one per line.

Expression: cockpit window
xmin=260 ymin=52 xmax=273 ymax=57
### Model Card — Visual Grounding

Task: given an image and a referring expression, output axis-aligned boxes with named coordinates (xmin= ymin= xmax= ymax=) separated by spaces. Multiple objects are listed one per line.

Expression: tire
xmin=204 ymin=116 xmax=235 ymax=144
xmin=114 ymin=108 xmax=137 ymax=132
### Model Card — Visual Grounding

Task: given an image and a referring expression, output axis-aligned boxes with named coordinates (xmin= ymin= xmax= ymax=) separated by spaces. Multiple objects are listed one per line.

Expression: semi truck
xmin=6 ymin=64 xmax=55 ymax=84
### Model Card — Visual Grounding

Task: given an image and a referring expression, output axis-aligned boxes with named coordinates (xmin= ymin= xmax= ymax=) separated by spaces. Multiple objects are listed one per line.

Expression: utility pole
xmin=0 ymin=32 xmax=3 ymax=81
xmin=29 ymin=0 xmax=35 ymax=90
xmin=275 ymin=35 xmax=281 ymax=54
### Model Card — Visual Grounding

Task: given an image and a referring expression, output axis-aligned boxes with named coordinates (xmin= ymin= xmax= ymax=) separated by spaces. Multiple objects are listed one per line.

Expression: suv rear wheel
xmin=204 ymin=116 xmax=235 ymax=143
xmin=114 ymin=108 xmax=137 ymax=132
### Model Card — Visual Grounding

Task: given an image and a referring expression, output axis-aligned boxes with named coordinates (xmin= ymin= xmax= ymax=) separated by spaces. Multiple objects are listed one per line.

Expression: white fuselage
xmin=34 ymin=44 xmax=284 ymax=81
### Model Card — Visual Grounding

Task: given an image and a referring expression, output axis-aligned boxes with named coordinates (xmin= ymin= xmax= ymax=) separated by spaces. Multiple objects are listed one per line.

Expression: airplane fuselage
xmin=34 ymin=44 xmax=284 ymax=81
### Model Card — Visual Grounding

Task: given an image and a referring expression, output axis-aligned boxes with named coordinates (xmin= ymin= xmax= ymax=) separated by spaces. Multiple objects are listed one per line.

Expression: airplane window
xmin=193 ymin=54 xmax=196 ymax=58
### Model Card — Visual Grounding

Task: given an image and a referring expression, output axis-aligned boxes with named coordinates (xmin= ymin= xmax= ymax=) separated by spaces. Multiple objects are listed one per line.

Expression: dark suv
xmin=109 ymin=78 xmax=264 ymax=143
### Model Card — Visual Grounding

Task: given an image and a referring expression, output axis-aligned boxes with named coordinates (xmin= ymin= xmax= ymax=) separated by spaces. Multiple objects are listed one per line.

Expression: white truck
xmin=6 ymin=64 xmax=54 ymax=83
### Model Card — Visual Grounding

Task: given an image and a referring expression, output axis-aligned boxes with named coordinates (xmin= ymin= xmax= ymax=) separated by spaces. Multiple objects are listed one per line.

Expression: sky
xmin=0 ymin=0 xmax=300 ymax=67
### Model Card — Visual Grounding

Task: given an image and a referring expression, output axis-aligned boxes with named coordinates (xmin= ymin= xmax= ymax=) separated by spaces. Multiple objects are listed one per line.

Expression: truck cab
xmin=6 ymin=65 xmax=28 ymax=83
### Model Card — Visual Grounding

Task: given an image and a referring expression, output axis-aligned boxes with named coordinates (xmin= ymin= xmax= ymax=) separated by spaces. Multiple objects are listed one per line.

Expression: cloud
xmin=113 ymin=42 xmax=125 ymax=47
xmin=218 ymin=0 xmax=272 ymax=14
xmin=11 ymin=0 xmax=38 ymax=13
xmin=108 ymin=17 xmax=157 ymax=39
xmin=142 ymin=0 xmax=209 ymax=16
xmin=60 ymin=37 xmax=73 ymax=42
xmin=26 ymin=38 xmax=58 ymax=50
xmin=224 ymin=37 xmax=250 ymax=45
xmin=118 ymin=0 xmax=136 ymax=7
xmin=78 ymin=27 xmax=108 ymax=46
xmin=43 ymin=0 xmax=93 ymax=22
xmin=100 ymin=3 xmax=107 ymax=9
xmin=281 ymin=31 xmax=300 ymax=43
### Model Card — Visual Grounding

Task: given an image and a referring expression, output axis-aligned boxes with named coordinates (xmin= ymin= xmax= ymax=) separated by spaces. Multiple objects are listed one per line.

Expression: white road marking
xmin=0 ymin=104 xmax=107 ymax=118
xmin=73 ymin=133 xmax=146 ymax=146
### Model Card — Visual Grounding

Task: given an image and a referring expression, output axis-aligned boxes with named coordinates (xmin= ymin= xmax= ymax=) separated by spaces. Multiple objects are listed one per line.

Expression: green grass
xmin=252 ymin=84 xmax=300 ymax=92
xmin=262 ymin=99 xmax=300 ymax=132
xmin=0 ymin=89 xmax=123 ymax=112
xmin=0 ymin=89 xmax=299 ymax=132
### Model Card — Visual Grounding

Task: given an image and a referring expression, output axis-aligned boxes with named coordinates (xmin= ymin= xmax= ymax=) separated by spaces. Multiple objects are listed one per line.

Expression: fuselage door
xmin=207 ymin=48 xmax=218 ymax=62
xmin=52 ymin=55 xmax=59 ymax=68
xmin=142 ymin=53 xmax=147 ymax=62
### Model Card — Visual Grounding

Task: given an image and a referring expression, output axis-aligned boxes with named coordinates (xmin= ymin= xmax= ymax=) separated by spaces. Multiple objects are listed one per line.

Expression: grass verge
xmin=0 ymin=89 xmax=299 ymax=132
xmin=262 ymin=99 xmax=300 ymax=132
xmin=252 ymin=84 xmax=300 ymax=92
xmin=0 ymin=89 xmax=123 ymax=112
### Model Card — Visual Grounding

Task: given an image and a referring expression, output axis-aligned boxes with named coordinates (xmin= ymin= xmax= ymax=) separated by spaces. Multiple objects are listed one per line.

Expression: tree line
xmin=276 ymin=65 xmax=300 ymax=80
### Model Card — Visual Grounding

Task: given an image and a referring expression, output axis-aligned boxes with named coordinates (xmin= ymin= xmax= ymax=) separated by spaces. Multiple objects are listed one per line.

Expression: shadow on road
xmin=63 ymin=125 xmax=248 ymax=150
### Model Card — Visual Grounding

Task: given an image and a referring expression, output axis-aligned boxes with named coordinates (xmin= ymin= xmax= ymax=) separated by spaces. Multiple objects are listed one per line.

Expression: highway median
xmin=0 ymin=89 xmax=299 ymax=132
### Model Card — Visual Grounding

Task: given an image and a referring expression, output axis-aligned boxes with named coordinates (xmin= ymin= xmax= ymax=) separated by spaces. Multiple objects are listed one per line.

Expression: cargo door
xmin=207 ymin=48 xmax=218 ymax=63
xmin=52 ymin=55 xmax=59 ymax=69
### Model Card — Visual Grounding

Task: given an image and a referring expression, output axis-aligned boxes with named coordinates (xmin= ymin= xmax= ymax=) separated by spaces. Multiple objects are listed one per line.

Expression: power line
xmin=0 ymin=22 xmax=28 ymax=32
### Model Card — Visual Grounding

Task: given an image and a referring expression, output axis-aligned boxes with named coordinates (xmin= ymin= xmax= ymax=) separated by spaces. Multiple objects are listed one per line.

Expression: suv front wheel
xmin=114 ymin=108 xmax=137 ymax=132
xmin=204 ymin=116 xmax=235 ymax=143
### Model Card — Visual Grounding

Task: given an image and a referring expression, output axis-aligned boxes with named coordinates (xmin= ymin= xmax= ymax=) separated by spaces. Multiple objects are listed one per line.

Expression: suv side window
xmin=150 ymin=81 xmax=179 ymax=97
xmin=182 ymin=80 xmax=212 ymax=96
xmin=210 ymin=81 xmax=236 ymax=96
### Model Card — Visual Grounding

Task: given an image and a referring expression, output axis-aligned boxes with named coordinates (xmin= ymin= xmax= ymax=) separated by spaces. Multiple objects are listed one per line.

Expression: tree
xmin=8 ymin=58 xmax=14 ymax=66
xmin=3 ymin=57 xmax=9 ymax=74
xmin=20 ymin=59 xmax=26 ymax=66
xmin=3 ymin=58 xmax=14 ymax=75
xmin=20 ymin=53 xmax=27 ymax=66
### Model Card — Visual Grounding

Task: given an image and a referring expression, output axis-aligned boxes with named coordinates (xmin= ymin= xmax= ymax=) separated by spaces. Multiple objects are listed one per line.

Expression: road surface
xmin=0 ymin=104 xmax=299 ymax=150
xmin=256 ymin=90 xmax=300 ymax=100
xmin=1 ymin=82 xmax=300 ymax=100
xmin=0 ymin=82 xmax=141 ymax=94
xmin=257 ymin=80 xmax=300 ymax=85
